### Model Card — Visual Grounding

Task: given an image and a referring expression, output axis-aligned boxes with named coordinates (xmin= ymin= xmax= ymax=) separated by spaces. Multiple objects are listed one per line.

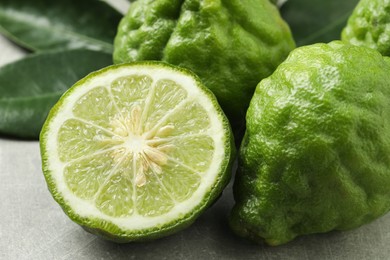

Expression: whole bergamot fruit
xmin=113 ymin=0 xmax=295 ymax=136
xmin=342 ymin=0 xmax=390 ymax=56
xmin=230 ymin=41 xmax=390 ymax=246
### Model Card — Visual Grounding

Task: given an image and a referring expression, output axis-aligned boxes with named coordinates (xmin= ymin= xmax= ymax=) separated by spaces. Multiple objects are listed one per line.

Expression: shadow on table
xmin=75 ymin=182 xmax=381 ymax=260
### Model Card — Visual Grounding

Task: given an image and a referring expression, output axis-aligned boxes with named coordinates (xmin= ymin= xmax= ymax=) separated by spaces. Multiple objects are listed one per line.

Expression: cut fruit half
xmin=40 ymin=62 xmax=234 ymax=242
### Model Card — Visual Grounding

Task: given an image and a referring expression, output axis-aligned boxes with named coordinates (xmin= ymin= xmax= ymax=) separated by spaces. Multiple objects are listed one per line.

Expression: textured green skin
xmin=230 ymin=41 xmax=390 ymax=245
xmin=342 ymin=0 xmax=390 ymax=56
xmin=40 ymin=62 xmax=235 ymax=242
xmin=113 ymin=0 xmax=295 ymax=137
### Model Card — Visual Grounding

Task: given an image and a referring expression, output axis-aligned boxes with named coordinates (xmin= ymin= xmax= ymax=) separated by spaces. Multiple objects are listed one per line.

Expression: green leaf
xmin=0 ymin=0 xmax=123 ymax=53
xmin=0 ymin=49 xmax=113 ymax=139
xmin=281 ymin=0 xmax=360 ymax=46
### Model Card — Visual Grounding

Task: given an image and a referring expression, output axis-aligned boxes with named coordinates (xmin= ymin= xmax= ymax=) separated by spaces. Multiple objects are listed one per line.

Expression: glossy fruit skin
xmin=342 ymin=0 xmax=390 ymax=56
xmin=113 ymin=0 xmax=295 ymax=137
xmin=230 ymin=41 xmax=390 ymax=245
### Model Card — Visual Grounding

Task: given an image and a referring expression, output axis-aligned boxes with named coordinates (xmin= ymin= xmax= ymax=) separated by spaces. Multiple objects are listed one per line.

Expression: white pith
xmin=44 ymin=65 xmax=226 ymax=231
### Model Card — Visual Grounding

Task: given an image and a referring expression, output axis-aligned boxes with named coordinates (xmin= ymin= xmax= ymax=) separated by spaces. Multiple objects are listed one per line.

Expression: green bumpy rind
xmin=113 ymin=0 xmax=295 ymax=137
xmin=230 ymin=41 xmax=390 ymax=245
xmin=40 ymin=61 xmax=235 ymax=242
xmin=342 ymin=0 xmax=390 ymax=56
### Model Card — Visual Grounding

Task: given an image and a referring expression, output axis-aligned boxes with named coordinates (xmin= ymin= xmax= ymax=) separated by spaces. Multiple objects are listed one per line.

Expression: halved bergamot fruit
xmin=40 ymin=62 xmax=235 ymax=242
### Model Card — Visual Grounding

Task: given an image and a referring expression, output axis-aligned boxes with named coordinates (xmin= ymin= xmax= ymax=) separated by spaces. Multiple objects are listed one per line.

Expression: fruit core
xmin=107 ymin=105 xmax=173 ymax=187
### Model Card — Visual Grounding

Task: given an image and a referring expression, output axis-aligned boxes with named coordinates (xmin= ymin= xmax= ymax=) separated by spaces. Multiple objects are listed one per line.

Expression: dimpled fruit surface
xmin=230 ymin=41 xmax=390 ymax=245
xmin=113 ymin=0 xmax=295 ymax=136
xmin=342 ymin=0 xmax=390 ymax=56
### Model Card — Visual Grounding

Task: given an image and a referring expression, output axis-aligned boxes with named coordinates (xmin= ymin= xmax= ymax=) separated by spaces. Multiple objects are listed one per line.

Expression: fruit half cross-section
xmin=40 ymin=63 xmax=234 ymax=241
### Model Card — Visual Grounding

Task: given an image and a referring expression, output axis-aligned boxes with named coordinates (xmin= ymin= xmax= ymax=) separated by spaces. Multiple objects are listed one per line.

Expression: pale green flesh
xmin=58 ymin=75 xmax=213 ymax=218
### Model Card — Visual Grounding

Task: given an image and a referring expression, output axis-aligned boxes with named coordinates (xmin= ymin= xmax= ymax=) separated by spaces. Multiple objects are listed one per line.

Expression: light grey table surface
xmin=1 ymin=4 xmax=390 ymax=259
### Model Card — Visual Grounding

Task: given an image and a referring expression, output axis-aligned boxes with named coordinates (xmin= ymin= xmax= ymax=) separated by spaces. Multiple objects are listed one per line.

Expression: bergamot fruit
xmin=40 ymin=62 xmax=235 ymax=242
xmin=342 ymin=0 xmax=390 ymax=56
xmin=113 ymin=0 xmax=295 ymax=136
xmin=230 ymin=41 xmax=390 ymax=245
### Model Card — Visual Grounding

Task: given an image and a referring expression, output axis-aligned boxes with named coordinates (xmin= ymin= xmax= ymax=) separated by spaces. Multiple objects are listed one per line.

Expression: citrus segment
xmin=135 ymin=166 xmax=176 ymax=217
xmin=110 ymin=75 xmax=152 ymax=122
xmin=143 ymin=79 xmax=188 ymax=132
xmin=154 ymin=102 xmax=211 ymax=137
xmin=152 ymin=135 xmax=214 ymax=172
xmin=57 ymin=119 xmax=121 ymax=162
xmin=95 ymin=157 xmax=135 ymax=218
xmin=72 ymin=86 xmax=119 ymax=131
xmin=160 ymin=160 xmax=201 ymax=202
xmin=64 ymin=150 xmax=118 ymax=200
